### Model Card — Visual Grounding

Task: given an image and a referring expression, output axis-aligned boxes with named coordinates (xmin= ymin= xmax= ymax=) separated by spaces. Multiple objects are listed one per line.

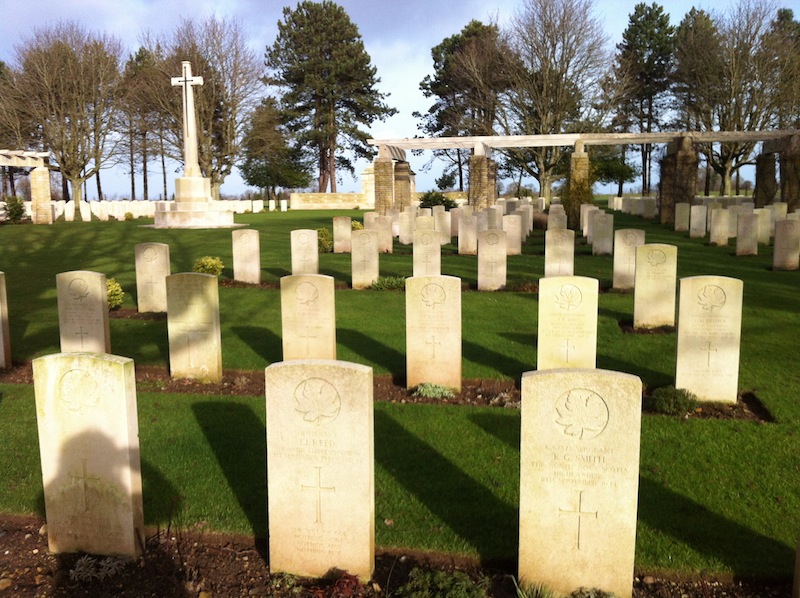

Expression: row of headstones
xmin=31 ymin=349 xmax=642 ymax=596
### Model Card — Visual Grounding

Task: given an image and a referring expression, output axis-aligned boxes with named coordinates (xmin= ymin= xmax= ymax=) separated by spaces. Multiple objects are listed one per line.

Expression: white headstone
xmin=351 ymin=230 xmax=379 ymax=290
xmin=519 ymin=368 xmax=641 ymax=598
xmin=675 ymin=276 xmax=743 ymax=403
xmin=709 ymin=208 xmax=729 ymax=246
xmin=674 ymin=203 xmax=690 ymax=232
xmin=633 ymin=244 xmax=678 ymax=329
xmin=56 ymin=271 xmax=111 ymax=353
xmin=735 ymin=214 xmax=759 ymax=256
xmin=458 ymin=214 xmax=478 ymax=255
xmin=232 ymin=229 xmax=261 ymax=284
xmin=478 ymin=229 xmax=507 ymax=291
xmin=548 ymin=212 xmax=567 ymax=231
xmin=291 ymin=229 xmax=319 ymax=275
xmin=265 ymin=359 xmax=374 ymax=581
xmin=0 ymin=272 xmax=10 ymax=368
xmin=405 ymin=276 xmax=461 ymax=391
xmin=544 ymin=230 xmax=575 ymax=277
xmin=33 ymin=352 xmax=143 ymax=558
xmin=612 ymin=230 xmax=645 ymax=290
xmin=413 ymin=229 xmax=442 ymax=277
xmin=281 ymin=274 xmax=336 ymax=360
xmin=689 ymin=205 xmax=707 ymax=239
xmin=503 ymin=214 xmax=522 ymax=255
xmin=591 ymin=212 xmax=614 ymax=256
xmin=774 ymin=219 xmax=800 ymax=270
xmin=135 ymin=243 xmax=171 ymax=313
xmin=333 ymin=216 xmax=352 ymax=253
xmin=537 ymin=276 xmax=598 ymax=370
xmin=166 ymin=273 xmax=222 ymax=382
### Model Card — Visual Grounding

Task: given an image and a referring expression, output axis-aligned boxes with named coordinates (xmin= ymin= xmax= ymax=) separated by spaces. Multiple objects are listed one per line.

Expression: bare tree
xmin=10 ymin=22 xmax=123 ymax=204
xmin=500 ymin=0 xmax=611 ymax=199
xmin=141 ymin=17 xmax=262 ymax=200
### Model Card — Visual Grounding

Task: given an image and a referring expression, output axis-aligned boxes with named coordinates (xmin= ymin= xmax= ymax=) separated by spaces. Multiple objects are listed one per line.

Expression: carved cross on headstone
xmin=301 ymin=466 xmax=335 ymax=525
xmin=171 ymin=61 xmax=203 ymax=178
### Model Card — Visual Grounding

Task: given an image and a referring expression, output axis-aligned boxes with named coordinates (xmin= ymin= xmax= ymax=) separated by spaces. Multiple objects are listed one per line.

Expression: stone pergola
xmin=0 ymin=150 xmax=52 ymax=224
xmin=368 ymin=131 xmax=799 ymax=224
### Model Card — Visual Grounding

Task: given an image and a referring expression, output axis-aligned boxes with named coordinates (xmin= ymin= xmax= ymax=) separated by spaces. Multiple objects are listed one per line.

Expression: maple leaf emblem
xmin=295 ymin=282 xmax=319 ymax=306
xmin=555 ymin=389 xmax=609 ymax=440
xmin=555 ymin=284 xmax=582 ymax=311
xmin=647 ymin=249 xmax=666 ymax=267
xmin=486 ymin=233 xmax=499 ymax=246
xmin=68 ymin=278 xmax=90 ymax=301
xmin=697 ymin=285 xmax=726 ymax=311
xmin=294 ymin=378 xmax=341 ymax=425
xmin=420 ymin=283 xmax=446 ymax=308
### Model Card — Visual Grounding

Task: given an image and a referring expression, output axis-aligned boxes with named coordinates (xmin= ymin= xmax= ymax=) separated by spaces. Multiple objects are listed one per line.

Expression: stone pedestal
xmin=393 ymin=161 xmax=413 ymax=212
xmin=373 ymin=158 xmax=394 ymax=215
xmin=30 ymin=166 xmax=52 ymax=224
xmin=468 ymin=154 xmax=490 ymax=210
xmin=754 ymin=153 xmax=778 ymax=208
xmin=779 ymin=134 xmax=800 ymax=213
xmin=659 ymin=136 xmax=698 ymax=226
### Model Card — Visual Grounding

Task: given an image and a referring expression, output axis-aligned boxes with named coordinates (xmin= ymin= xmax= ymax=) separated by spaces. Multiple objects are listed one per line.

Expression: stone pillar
xmin=29 ymin=166 xmax=53 ymax=225
xmin=779 ymin=134 xmax=800 ymax=213
xmin=487 ymin=159 xmax=498 ymax=206
xmin=373 ymin=157 xmax=394 ymax=215
xmin=393 ymin=161 xmax=413 ymax=211
xmin=658 ymin=136 xmax=698 ymax=226
xmin=754 ymin=152 xmax=778 ymax=208
xmin=564 ymin=149 xmax=591 ymax=230
xmin=468 ymin=154 xmax=489 ymax=210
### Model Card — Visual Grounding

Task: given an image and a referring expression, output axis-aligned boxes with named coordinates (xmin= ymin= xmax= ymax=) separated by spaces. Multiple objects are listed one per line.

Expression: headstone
xmin=333 ymin=216 xmax=352 ymax=253
xmin=232 ymin=229 xmax=261 ymax=285
xmin=706 ymin=202 xmax=722 ymax=232
xmin=291 ymin=229 xmax=319 ymax=275
xmin=399 ymin=211 xmax=414 ymax=245
xmin=281 ymin=274 xmax=336 ymax=360
xmin=166 ymin=273 xmax=222 ymax=382
xmin=418 ymin=208 xmax=432 ymax=217
xmin=363 ymin=211 xmax=379 ymax=229
xmin=579 ymin=204 xmax=597 ymax=235
xmin=591 ymin=212 xmax=613 ymax=256
xmin=727 ymin=205 xmax=743 ymax=237
xmin=414 ymin=215 xmax=435 ymax=232
xmin=375 ymin=215 xmax=393 ymax=253
xmin=458 ymin=214 xmax=478 ymax=255
xmin=64 ymin=202 xmax=75 ymax=222
xmin=754 ymin=208 xmax=771 ymax=244
xmin=544 ymin=230 xmax=575 ymax=277
xmin=642 ymin=197 xmax=657 ymax=219
xmin=735 ymin=214 xmax=759 ymax=256
xmin=502 ymin=214 xmax=522 ymax=255
xmin=633 ymin=244 xmax=677 ymax=329
xmin=56 ymin=271 xmax=111 ymax=353
xmin=537 ymin=276 xmax=598 ymax=370
xmin=135 ymin=243 xmax=171 ymax=313
xmin=268 ymin=199 xmax=276 ymax=211
xmin=405 ymin=276 xmax=461 ymax=391
xmin=548 ymin=212 xmax=567 ymax=231
xmin=413 ymin=229 xmax=442 ymax=277
xmin=675 ymin=276 xmax=743 ymax=403
xmin=78 ymin=201 xmax=92 ymax=222
xmin=280 ymin=199 xmax=288 ymax=212
xmin=265 ymin=360 xmax=374 ymax=581
xmin=709 ymin=208 xmax=729 ymax=245
xmin=450 ymin=207 xmax=463 ymax=238
xmin=690 ymin=205 xmax=707 ymax=239
xmin=435 ymin=210 xmax=451 ymax=246
xmin=774 ymin=219 xmax=800 ymax=270
xmin=0 ymin=272 xmax=10 ymax=368
xmin=476 ymin=210 xmax=489 ymax=232
xmin=477 ymin=230 xmax=507 ymax=291
xmin=519 ymin=368 xmax=642 ymax=598
xmin=351 ymin=230 xmax=379 ymax=290
xmin=612 ymin=229 xmax=645 ymax=290
xmin=33 ymin=352 xmax=143 ymax=558
xmin=675 ymin=203 xmax=690 ymax=232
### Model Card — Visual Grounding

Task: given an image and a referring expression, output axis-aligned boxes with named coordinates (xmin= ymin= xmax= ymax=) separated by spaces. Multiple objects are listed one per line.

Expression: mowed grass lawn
xmin=0 ymin=202 xmax=799 ymax=578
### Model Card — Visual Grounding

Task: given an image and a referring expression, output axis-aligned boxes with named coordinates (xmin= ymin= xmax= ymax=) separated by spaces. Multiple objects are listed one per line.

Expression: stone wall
xmin=289 ymin=193 xmax=371 ymax=210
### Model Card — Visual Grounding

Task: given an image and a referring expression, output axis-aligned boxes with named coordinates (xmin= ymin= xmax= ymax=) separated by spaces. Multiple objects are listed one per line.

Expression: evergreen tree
xmin=265 ymin=1 xmax=395 ymax=192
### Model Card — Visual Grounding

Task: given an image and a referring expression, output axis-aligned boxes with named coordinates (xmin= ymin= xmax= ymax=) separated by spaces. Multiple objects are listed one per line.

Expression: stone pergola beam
xmin=0 ymin=150 xmax=50 ymax=168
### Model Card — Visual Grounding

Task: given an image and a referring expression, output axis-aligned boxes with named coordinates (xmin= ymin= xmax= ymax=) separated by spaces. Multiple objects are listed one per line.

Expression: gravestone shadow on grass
xmin=374 ymin=410 xmax=517 ymax=567
xmin=191 ymin=402 xmax=268 ymax=543
xmin=463 ymin=338 xmax=530 ymax=381
xmin=596 ymin=355 xmax=673 ymax=389
xmin=467 ymin=411 xmax=521 ymax=453
xmin=230 ymin=326 xmax=282 ymax=365
xmin=338 ymin=328 xmax=405 ymax=384
xmin=637 ymin=476 xmax=794 ymax=577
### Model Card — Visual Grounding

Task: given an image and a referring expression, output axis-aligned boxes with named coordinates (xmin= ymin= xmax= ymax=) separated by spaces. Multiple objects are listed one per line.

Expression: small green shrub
xmin=193 ymin=256 xmax=224 ymax=276
xmin=5 ymin=196 xmax=25 ymax=224
xmin=512 ymin=578 xmax=558 ymax=598
xmin=419 ymin=190 xmax=457 ymax=210
xmin=368 ymin=276 xmax=406 ymax=291
xmin=412 ymin=383 xmax=456 ymax=400
xmin=124 ymin=212 xmax=134 ymax=221
xmin=351 ymin=220 xmax=364 ymax=230
xmin=646 ymin=386 xmax=699 ymax=416
xmin=395 ymin=567 xmax=487 ymax=598
xmin=106 ymin=278 xmax=125 ymax=310
xmin=317 ymin=227 xmax=333 ymax=253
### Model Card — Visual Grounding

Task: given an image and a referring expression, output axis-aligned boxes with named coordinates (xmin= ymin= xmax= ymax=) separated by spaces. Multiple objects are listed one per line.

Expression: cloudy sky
xmin=1 ymin=0 xmax=714 ymax=198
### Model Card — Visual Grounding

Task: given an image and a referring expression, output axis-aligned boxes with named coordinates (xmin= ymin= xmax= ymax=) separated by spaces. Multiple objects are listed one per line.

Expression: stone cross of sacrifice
xmin=171 ymin=61 xmax=203 ymax=178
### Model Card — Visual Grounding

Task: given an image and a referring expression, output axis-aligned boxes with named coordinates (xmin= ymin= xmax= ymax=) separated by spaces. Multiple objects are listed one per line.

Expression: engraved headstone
xmin=413 ymin=229 xmax=442 ymax=277
xmin=56 ymin=271 xmax=111 ymax=353
xmin=735 ymin=214 xmax=758 ymax=256
xmin=265 ymin=360 xmax=374 ymax=580
xmin=166 ymin=273 xmax=222 ymax=382
xmin=633 ymin=244 xmax=677 ymax=329
xmin=435 ymin=210 xmax=451 ymax=246
xmin=333 ymin=216 xmax=352 ymax=253
xmin=675 ymin=276 xmax=743 ymax=403
xmin=478 ymin=229 xmax=507 ymax=291
xmin=281 ymin=274 xmax=336 ymax=360
xmin=399 ymin=211 xmax=413 ymax=245
xmin=544 ymin=229 xmax=575 ymax=277
xmin=405 ymin=276 xmax=461 ymax=391
xmin=375 ymin=215 xmax=393 ymax=253
xmin=291 ymin=229 xmax=319 ymax=275
xmin=33 ymin=352 xmax=143 ymax=558
xmin=458 ymin=214 xmax=478 ymax=255
xmin=690 ymin=205 xmax=707 ymax=239
xmin=579 ymin=204 xmax=598 ymax=235
xmin=503 ymin=214 xmax=522 ymax=255
xmin=0 ymin=272 xmax=10 ymax=368
xmin=709 ymin=208 xmax=729 ymax=246
xmin=548 ymin=212 xmax=567 ymax=231
xmin=591 ymin=212 xmax=614 ymax=256
xmin=612 ymin=229 xmax=645 ymax=290
xmin=519 ymin=368 xmax=642 ymax=598
xmin=537 ymin=276 xmax=598 ymax=370
xmin=773 ymin=219 xmax=800 ymax=270
xmin=351 ymin=230 xmax=379 ymax=290
xmin=135 ymin=243 xmax=170 ymax=313
xmin=754 ymin=208 xmax=771 ymax=244
xmin=414 ymin=215 xmax=435 ymax=232
xmin=450 ymin=207 xmax=463 ymax=238
xmin=232 ymin=229 xmax=261 ymax=284
xmin=674 ymin=203 xmax=690 ymax=232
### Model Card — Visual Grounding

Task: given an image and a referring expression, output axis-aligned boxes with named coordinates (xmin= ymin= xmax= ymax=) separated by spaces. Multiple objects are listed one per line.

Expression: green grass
xmin=1 ymin=204 xmax=799 ymax=579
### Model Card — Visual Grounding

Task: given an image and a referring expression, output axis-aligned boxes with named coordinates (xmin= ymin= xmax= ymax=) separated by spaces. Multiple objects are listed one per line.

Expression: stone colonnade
xmin=758 ymin=136 xmax=800 ymax=213
xmin=0 ymin=150 xmax=52 ymax=225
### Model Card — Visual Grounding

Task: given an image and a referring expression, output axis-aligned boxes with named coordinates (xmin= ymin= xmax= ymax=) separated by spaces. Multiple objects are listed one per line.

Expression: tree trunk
xmin=129 ymin=124 xmax=135 ymax=201
xmin=160 ymin=134 xmax=167 ymax=200
xmin=721 ymin=163 xmax=733 ymax=196
xmin=96 ymin=170 xmax=103 ymax=202
xmin=142 ymin=132 xmax=149 ymax=201
xmin=329 ymin=145 xmax=337 ymax=193
xmin=71 ymin=178 xmax=84 ymax=205
xmin=62 ymin=173 xmax=70 ymax=202
xmin=704 ymin=159 xmax=711 ymax=196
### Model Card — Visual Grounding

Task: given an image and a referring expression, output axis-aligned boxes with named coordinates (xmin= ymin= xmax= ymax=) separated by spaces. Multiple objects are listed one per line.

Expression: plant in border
xmin=368 ymin=276 xmax=406 ymax=291
xmin=317 ymin=227 xmax=333 ymax=253
xmin=645 ymin=385 xmax=699 ymax=416
xmin=106 ymin=278 xmax=125 ymax=310
xmin=193 ymin=256 xmax=224 ymax=276
xmin=418 ymin=190 xmax=457 ymax=211
xmin=5 ymin=196 xmax=26 ymax=224
xmin=395 ymin=567 xmax=488 ymax=597
xmin=412 ymin=383 xmax=457 ymax=400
